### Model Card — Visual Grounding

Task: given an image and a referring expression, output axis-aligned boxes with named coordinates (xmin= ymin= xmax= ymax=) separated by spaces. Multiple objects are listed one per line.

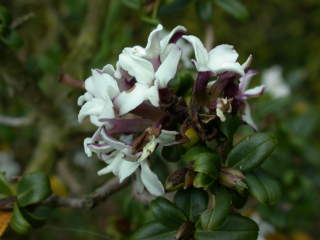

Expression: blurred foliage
xmin=0 ymin=0 xmax=319 ymax=239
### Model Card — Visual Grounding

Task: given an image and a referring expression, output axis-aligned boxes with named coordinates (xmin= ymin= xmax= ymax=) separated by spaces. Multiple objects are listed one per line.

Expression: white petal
xmin=244 ymin=85 xmax=265 ymax=98
xmin=118 ymin=160 xmax=140 ymax=182
xmin=83 ymin=138 xmax=92 ymax=157
xmin=242 ymin=54 xmax=253 ymax=70
xmin=183 ymin=35 xmax=209 ymax=71
xmin=115 ymin=83 xmax=159 ymax=115
xmin=155 ymin=44 xmax=181 ymax=88
xmin=242 ymin=102 xmax=258 ymax=131
xmin=208 ymin=44 xmax=244 ymax=76
xmin=100 ymin=129 xmax=130 ymax=150
xmin=157 ymin=130 xmax=178 ymax=146
xmin=102 ymin=64 xmax=116 ymax=76
xmin=78 ymin=98 xmax=104 ymax=123
xmin=118 ymin=53 xmax=155 ymax=86
xmin=77 ymin=92 xmax=92 ymax=106
xmin=98 ymin=152 xmax=124 ymax=176
xmin=160 ymin=25 xmax=187 ymax=51
xmin=140 ymin=161 xmax=164 ymax=196
xmin=145 ymin=24 xmax=163 ymax=59
xmin=137 ymin=138 xmax=158 ymax=162
xmin=239 ymin=70 xmax=258 ymax=92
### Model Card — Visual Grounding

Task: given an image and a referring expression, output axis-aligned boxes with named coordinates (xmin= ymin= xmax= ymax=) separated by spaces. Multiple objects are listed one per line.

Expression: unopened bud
xmin=165 ymin=168 xmax=195 ymax=192
xmin=183 ymin=128 xmax=199 ymax=148
xmin=219 ymin=167 xmax=247 ymax=194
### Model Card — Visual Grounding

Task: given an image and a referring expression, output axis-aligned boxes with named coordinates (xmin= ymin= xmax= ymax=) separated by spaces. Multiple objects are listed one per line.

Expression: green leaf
xmin=213 ymin=0 xmax=248 ymax=20
xmin=196 ymin=214 xmax=258 ymax=240
xmin=200 ymin=188 xmax=232 ymax=230
xmin=10 ymin=204 xmax=31 ymax=234
xmin=193 ymin=173 xmax=214 ymax=188
xmin=226 ymin=133 xmax=276 ymax=172
xmin=174 ymin=188 xmax=209 ymax=221
xmin=0 ymin=172 xmax=13 ymax=196
xmin=219 ymin=115 xmax=241 ymax=140
xmin=20 ymin=208 xmax=47 ymax=228
xmin=162 ymin=144 xmax=185 ymax=162
xmin=150 ymin=197 xmax=187 ymax=229
xmin=131 ymin=222 xmax=176 ymax=240
xmin=193 ymin=153 xmax=219 ymax=178
xmin=245 ymin=170 xmax=281 ymax=205
xmin=182 ymin=145 xmax=211 ymax=162
xmin=17 ymin=172 xmax=52 ymax=207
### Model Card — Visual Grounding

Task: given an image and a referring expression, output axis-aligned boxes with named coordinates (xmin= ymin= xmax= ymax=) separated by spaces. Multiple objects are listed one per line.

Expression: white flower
xmin=262 ymin=65 xmax=290 ymax=98
xmin=236 ymin=70 xmax=265 ymax=130
xmin=216 ymin=97 xmax=232 ymax=122
xmin=183 ymin=35 xmax=246 ymax=76
xmin=114 ymin=24 xmax=186 ymax=115
xmin=78 ymin=68 xmax=119 ymax=126
xmin=85 ymin=127 xmax=178 ymax=196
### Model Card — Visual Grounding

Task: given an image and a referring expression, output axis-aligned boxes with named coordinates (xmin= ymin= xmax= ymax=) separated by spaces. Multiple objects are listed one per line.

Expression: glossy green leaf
xmin=213 ymin=0 xmax=248 ymax=20
xmin=193 ymin=173 xmax=214 ymax=188
xmin=196 ymin=214 xmax=258 ymax=240
xmin=226 ymin=133 xmax=276 ymax=172
xmin=17 ymin=172 xmax=52 ymax=207
xmin=150 ymin=197 xmax=187 ymax=229
xmin=174 ymin=188 xmax=209 ymax=221
xmin=200 ymin=188 xmax=232 ymax=230
xmin=182 ymin=145 xmax=211 ymax=162
xmin=219 ymin=115 xmax=241 ymax=140
xmin=245 ymin=170 xmax=281 ymax=205
xmin=131 ymin=222 xmax=176 ymax=240
xmin=10 ymin=204 xmax=31 ymax=234
xmin=193 ymin=153 xmax=219 ymax=178
xmin=0 ymin=172 xmax=13 ymax=196
xmin=162 ymin=144 xmax=185 ymax=162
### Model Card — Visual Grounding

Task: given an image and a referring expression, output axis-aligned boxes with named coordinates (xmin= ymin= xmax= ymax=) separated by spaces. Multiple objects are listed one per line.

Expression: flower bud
xmin=219 ymin=167 xmax=247 ymax=194
xmin=165 ymin=168 xmax=195 ymax=192
xmin=183 ymin=128 xmax=199 ymax=148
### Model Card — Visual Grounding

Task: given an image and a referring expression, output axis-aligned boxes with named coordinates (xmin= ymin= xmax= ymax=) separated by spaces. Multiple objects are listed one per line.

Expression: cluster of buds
xmin=78 ymin=24 xmax=264 ymax=196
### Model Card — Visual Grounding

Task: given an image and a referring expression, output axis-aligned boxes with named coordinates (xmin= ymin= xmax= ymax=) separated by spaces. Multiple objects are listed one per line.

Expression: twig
xmin=0 ymin=114 xmax=34 ymax=127
xmin=44 ymin=178 xmax=130 ymax=209
xmin=204 ymin=23 xmax=214 ymax=50
xmin=10 ymin=13 xmax=35 ymax=29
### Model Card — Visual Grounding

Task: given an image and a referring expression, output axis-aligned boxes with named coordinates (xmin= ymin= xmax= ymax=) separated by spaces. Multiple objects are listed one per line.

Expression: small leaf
xmin=200 ymin=188 xmax=232 ymax=230
xmin=213 ymin=0 xmax=248 ymax=20
xmin=0 ymin=211 xmax=12 ymax=237
xmin=10 ymin=204 xmax=31 ymax=234
xmin=131 ymin=222 xmax=176 ymax=240
xmin=17 ymin=172 xmax=52 ymax=207
xmin=196 ymin=214 xmax=258 ymax=240
xmin=219 ymin=115 xmax=241 ymax=140
xmin=0 ymin=173 xmax=13 ymax=197
xmin=150 ymin=197 xmax=187 ymax=229
xmin=193 ymin=173 xmax=213 ymax=188
xmin=245 ymin=170 xmax=281 ymax=205
xmin=226 ymin=133 xmax=276 ymax=172
xmin=193 ymin=153 xmax=219 ymax=178
xmin=182 ymin=145 xmax=211 ymax=162
xmin=174 ymin=188 xmax=209 ymax=221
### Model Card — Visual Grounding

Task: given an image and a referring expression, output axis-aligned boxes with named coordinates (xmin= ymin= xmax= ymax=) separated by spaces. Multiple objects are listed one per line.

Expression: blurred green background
xmin=0 ymin=0 xmax=319 ymax=239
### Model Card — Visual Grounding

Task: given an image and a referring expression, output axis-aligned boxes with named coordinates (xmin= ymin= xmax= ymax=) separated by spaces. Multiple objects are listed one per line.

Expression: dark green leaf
xmin=200 ymin=188 xmax=232 ymax=230
xmin=150 ymin=197 xmax=187 ymax=229
xmin=193 ymin=173 xmax=214 ymax=188
xmin=193 ymin=153 xmax=219 ymax=178
xmin=226 ymin=133 xmax=276 ymax=172
xmin=182 ymin=145 xmax=211 ymax=162
xmin=17 ymin=172 xmax=52 ymax=207
xmin=245 ymin=170 xmax=281 ymax=205
xmin=162 ymin=144 xmax=185 ymax=162
xmin=10 ymin=204 xmax=32 ymax=234
xmin=131 ymin=222 xmax=176 ymax=240
xmin=219 ymin=115 xmax=241 ymax=140
xmin=174 ymin=188 xmax=209 ymax=221
xmin=20 ymin=208 xmax=47 ymax=228
xmin=213 ymin=0 xmax=248 ymax=20
xmin=196 ymin=214 xmax=258 ymax=240
xmin=0 ymin=172 xmax=13 ymax=196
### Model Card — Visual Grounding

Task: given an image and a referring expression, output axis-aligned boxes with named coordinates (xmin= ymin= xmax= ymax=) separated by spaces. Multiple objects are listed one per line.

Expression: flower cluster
xmin=78 ymin=24 xmax=264 ymax=196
